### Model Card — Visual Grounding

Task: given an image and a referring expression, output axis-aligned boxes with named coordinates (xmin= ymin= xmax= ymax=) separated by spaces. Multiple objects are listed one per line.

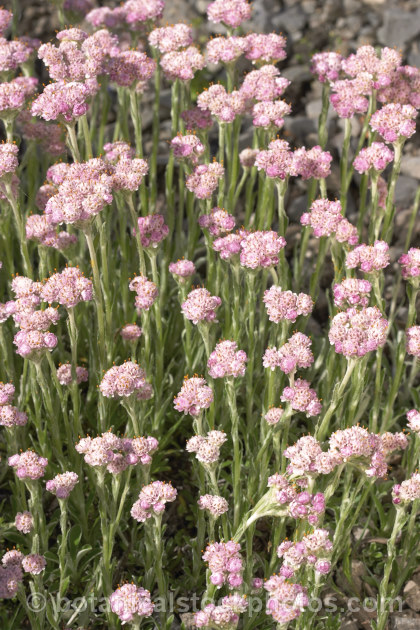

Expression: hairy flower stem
xmin=5 ymin=185 xmax=33 ymax=278
xmin=152 ymin=515 xmax=167 ymax=625
xmin=149 ymin=252 xmax=164 ymax=407
xmin=165 ymin=80 xmax=180 ymax=237
xmin=127 ymin=194 xmax=146 ymax=275
xmin=80 ymin=114 xmax=93 ymax=160
xmin=376 ymin=508 xmax=409 ymax=630
xmin=67 ymin=309 xmax=82 ymax=438
xmin=315 ymin=358 xmax=357 ymax=441
xmin=225 ymin=378 xmax=242 ymax=530
xmin=310 ymin=236 xmax=328 ymax=300
xmin=129 ymin=89 xmax=148 ymax=216
xmin=381 ymin=138 xmax=404 ymax=241
xmin=227 ymin=118 xmax=241 ymax=211
xmin=150 ymin=54 xmax=161 ymax=210
xmin=318 ymin=83 xmax=330 ymax=149
xmin=35 ymin=360 xmax=63 ymax=459
xmin=340 ymin=118 xmax=352 ymax=214
xmin=27 ymin=481 xmax=48 ymax=553
xmin=245 ymin=274 xmax=256 ymax=430
xmin=96 ymin=471 xmax=113 ymax=602
xmin=65 ymin=123 xmax=81 ymax=162
xmin=84 ymin=228 xmax=106 ymax=370
xmin=58 ymin=499 xmax=69 ymax=597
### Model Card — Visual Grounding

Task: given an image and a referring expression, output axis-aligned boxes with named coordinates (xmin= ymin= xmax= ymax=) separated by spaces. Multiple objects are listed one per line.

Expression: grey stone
xmin=287 ymin=194 xmax=307 ymax=222
xmin=377 ymin=9 xmax=420 ymax=49
xmin=394 ymin=176 xmax=419 ymax=207
xmin=306 ymin=98 xmax=334 ymax=121
xmin=282 ymin=64 xmax=312 ymax=83
xmin=284 ymin=116 xmax=316 ymax=139
xmin=272 ymin=7 xmax=308 ymax=33
xmin=404 ymin=581 xmax=420 ymax=612
xmin=390 ymin=616 xmax=420 ymax=630
xmin=400 ymin=156 xmax=420 ymax=180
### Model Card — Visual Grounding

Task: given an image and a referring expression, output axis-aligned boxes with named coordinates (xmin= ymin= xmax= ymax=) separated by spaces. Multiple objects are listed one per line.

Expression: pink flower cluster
xmin=202 ymin=541 xmax=243 ymax=588
xmin=206 ymin=36 xmax=248 ymax=65
xmin=31 ymin=81 xmax=93 ymax=123
xmin=108 ymin=50 xmax=156 ymax=88
xmin=392 ymin=473 xmax=420 ymax=504
xmin=46 ymin=471 xmax=79 ymax=499
xmin=198 ymin=207 xmax=235 ymax=236
xmin=100 ymin=361 xmax=152 ymax=400
xmin=171 ymin=133 xmax=205 ymax=164
xmin=26 ymin=213 xmax=77 ymax=251
xmin=300 ymin=198 xmax=358 ymax=244
xmin=197 ymin=84 xmax=246 ymax=123
xmin=239 ymin=148 xmax=258 ymax=168
xmin=15 ymin=511 xmax=34 ymax=534
xmin=240 ymin=65 xmax=290 ymax=102
xmin=198 ymin=494 xmax=229 ymax=517
xmin=110 ymin=583 xmax=154 ymax=625
xmin=268 ymin=473 xmax=326 ymax=524
xmin=195 ymin=595 xmax=248 ymax=628
xmin=377 ymin=65 xmax=420 ymax=109
xmin=311 ymin=51 xmax=343 ymax=83
xmin=263 ymin=286 xmax=313 ymax=323
xmin=13 ymin=329 xmax=58 ymax=359
xmin=174 ymin=376 xmax=214 ymax=417
xmin=41 ymin=267 xmax=93 ymax=308
xmin=181 ymin=288 xmax=222 ymax=325
xmin=0 ymin=142 xmax=19 ymax=179
xmin=207 ymin=0 xmax=251 ymax=27
xmin=0 ymin=381 xmax=27 ymax=428
xmin=8 ymin=450 xmax=48 ymax=480
xmin=245 ymin=32 xmax=287 ymax=63
xmin=129 ymin=275 xmax=158 ymax=312
xmin=281 ymin=379 xmax=322 ymax=417
xmin=186 ymin=430 xmax=227 ymax=464
xmin=329 ymin=75 xmax=370 ymax=118
xmin=207 ymin=340 xmax=248 ymax=378
xmin=57 ymin=363 xmax=89 ymax=385
xmin=333 ymin=278 xmax=372 ymax=308
xmin=399 ymin=248 xmax=420 ymax=281
xmin=120 ymin=324 xmax=142 ymax=341
xmin=346 ymin=241 xmax=390 ymax=272
xmin=181 ymin=107 xmax=213 ymax=131
xmin=239 ymin=230 xmax=286 ymax=268
xmin=148 ymin=24 xmax=193 ymax=53
xmin=264 ymin=406 xmax=284 ymax=426
xmin=255 ymin=139 xmax=294 ymax=179
xmin=329 ymin=307 xmax=388 ymax=357
xmin=136 ymin=214 xmax=169 ymax=249
xmin=265 ymin=575 xmax=308 ymax=624
xmin=252 ymin=100 xmax=291 ymax=128
xmin=277 ymin=529 xmax=333 ymax=578
xmin=342 ymin=46 xmax=401 ymax=87
xmin=131 ymin=481 xmax=177 ymax=522
xmin=160 ymin=46 xmax=205 ymax=81
xmin=0 ymin=78 xmax=37 ymax=120
xmin=76 ymin=432 xmax=158 ymax=472
xmin=353 ymin=142 xmax=394 ymax=173
xmin=369 ymin=103 xmax=417 ymax=144
xmin=292 ymin=146 xmax=333 ymax=180
xmin=186 ymin=162 xmax=224 ymax=199
xmin=407 ymin=409 xmax=420 ymax=434
xmin=263 ymin=333 xmax=314 ymax=374
xmin=22 ymin=553 xmax=46 ymax=575
xmin=112 ymin=156 xmax=149 ymax=192
xmin=169 ymin=259 xmax=196 ymax=282
xmin=406 ymin=326 xmax=420 ymax=358
xmin=0 ymin=550 xmax=23 ymax=598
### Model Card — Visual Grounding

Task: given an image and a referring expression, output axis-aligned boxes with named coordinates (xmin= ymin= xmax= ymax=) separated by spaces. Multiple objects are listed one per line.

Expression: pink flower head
xmin=329 ymin=307 xmax=388 ymax=357
xmin=46 ymin=471 xmax=79 ymax=499
xmin=0 ymin=382 xmax=15 ymax=405
xmin=124 ymin=0 xmax=165 ymax=28
xmin=239 ymin=148 xmax=258 ymax=168
xmin=169 ymin=259 xmax=196 ymax=282
xmin=406 ymin=326 xmax=420 ymax=358
xmin=207 ymin=340 xmax=248 ymax=378
xmin=377 ymin=65 xmax=420 ymax=109
xmin=76 ymin=431 xmax=152 ymax=471
xmin=8 ymin=450 xmax=48 ymax=480
xmin=100 ymin=361 xmax=150 ymax=399
xmin=110 ymin=583 xmax=154 ymax=624
xmin=370 ymin=103 xmax=417 ymax=144
xmin=15 ymin=511 xmax=34 ymax=534
xmin=181 ymin=288 xmax=221 ymax=325
xmin=300 ymin=198 xmax=343 ymax=238
xmin=174 ymin=376 xmax=213 ymax=417
xmin=198 ymin=494 xmax=229 ymax=517
xmin=292 ymin=146 xmax=332 ymax=180
xmin=103 ymin=141 xmax=135 ymax=164
xmin=392 ymin=473 xmax=420 ymax=504
xmin=255 ymin=138 xmax=295 ymax=180
xmin=148 ymin=24 xmax=193 ymax=53
xmin=41 ymin=267 xmax=93 ymax=308
xmin=206 ymin=36 xmax=248 ymax=65
xmin=57 ymin=363 xmax=89 ymax=385
xmin=129 ymin=275 xmax=158 ymax=312
xmin=0 ymin=142 xmax=18 ymax=179
xmin=345 ymin=240 xmax=390 ymax=273
xmin=0 ymin=405 xmax=28 ymax=427
xmin=180 ymin=107 xmax=213 ymax=131
xmin=407 ymin=409 xmax=420 ymax=434
xmin=203 ymin=541 xmax=243 ymax=589
xmin=329 ymin=75 xmax=371 ymax=118
xmin=186 ymin=162 xmax=224 ymax=199
xmin=207 ymin=0 xmax=251 ymax=28
xmin=252 ymin=100 xmax=291 ymax=129
xmin=342 ymin=46 xmax=402 ymax=87
xmin=108 ymin=50 xmax=156 ymax=88
xmin=263 ymin=286 xmax=313 ymax=323
xmin=136 ymin=214 xmax=169 ymax=248
xmin=240 ymin=230 xmax=286 ymax=269
xmin=241 ymin=65 xmax=290 ymax=102
xmin=333 ymin=278 xmax=372 ymax=308
xmin=197 ymin=84 xmax=246 ymax=123
xmin=186 ymin=430 xmax=227 ymax=464
xmin=199 ymin=207 xmax=235 ymax=236
xmin=263 ymin=332 xmax=314 ymax=374
xmin=0 ymin=9 xmax=12 ymax=35
xmin=160 ymin=46 xmax=205 ymax=81
xmin=335 ymin=218 xmax=359 ymax=245
xmin=31 ymin=81 xmax=92 ymax=123
xmin=13 ymin=330 xmax=57 ymax=359
xmin=120 ymin=324 xmax=142 ymax=341
xmin=353 ymin=142 xmax=394 ymax=173
xmin=311 ymin=51 xmax=343 ymax=83
xmin=130 ymin=481 xmax=177 ymax=522
xmin=399 ymin=248 xmax=420 ymax=281
xmin=170 ymin=133 xmax=205 ymax=164
xmin=281 ymin=379 xmax=322 ymax=417
xmin=213 ymin=233 xmax=242 ymax=260
xmin=22 ymin=554 xmax=46 ymax=575
xmin=278 ymin=528 xmax=333 ymax=577
xmin=265 ymin=406 xmax=284 ymax=426
xmin=265 ymin=575 xmax=308 ymax=624
xmin=283 ymin=435 xmax=323 ymax=476
xmin=245 ymin=33 xmax=287 ymax=64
